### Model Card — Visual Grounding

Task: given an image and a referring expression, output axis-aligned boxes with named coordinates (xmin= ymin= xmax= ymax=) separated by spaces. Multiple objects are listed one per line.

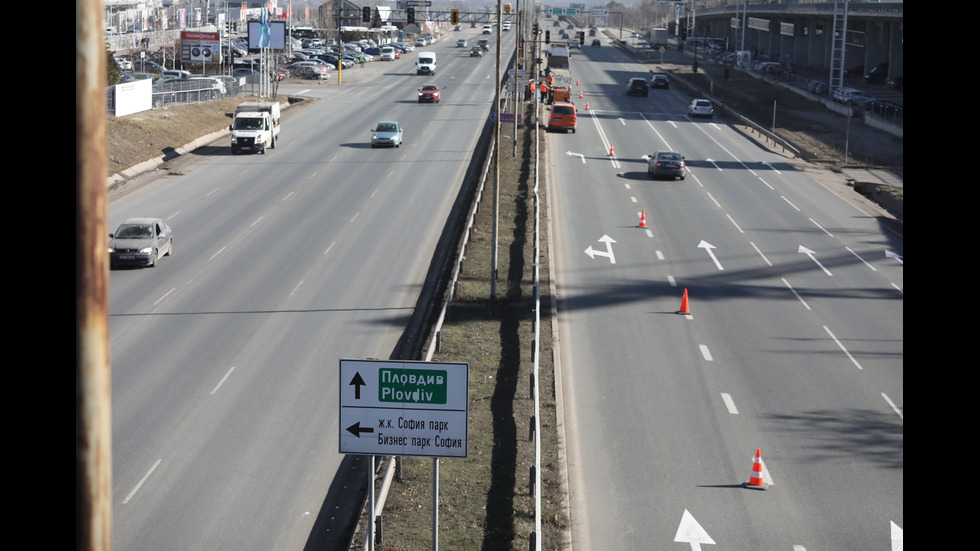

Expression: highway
xmin=549 ymin=32 xmax=903 ymax=550
xmin=108 ymin=28 xmax=511 ymax=550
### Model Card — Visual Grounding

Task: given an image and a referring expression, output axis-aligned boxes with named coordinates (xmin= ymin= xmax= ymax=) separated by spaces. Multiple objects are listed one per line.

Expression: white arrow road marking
xmin=566 ymin=151 xmax=586 ymax=163
xmin=891 ymin=521 xmax=903 ymax=551
xmin=585 ymin=235 xmax=617 ymax=264
xmin=798 ymin=245 xmax=832 ymax=276
xmin=674 ymin=509 xmax=716 ymax=550
xmin=698 ymin=240 xmax=724 ymax=270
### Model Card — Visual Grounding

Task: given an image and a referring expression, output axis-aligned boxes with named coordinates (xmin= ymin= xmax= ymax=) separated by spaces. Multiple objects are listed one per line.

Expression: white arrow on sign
xmin=798 ymin=245 xmax=833 ymax=276
xmin=585 ymin=235 xmax=616 ymax=264
xmin=698 ymin=240 xmax=724 ymax=270
xmin=566 ymin=151 xmax=586 ymax=163
xmin=674 ymin=509 xmax=716 ymax=550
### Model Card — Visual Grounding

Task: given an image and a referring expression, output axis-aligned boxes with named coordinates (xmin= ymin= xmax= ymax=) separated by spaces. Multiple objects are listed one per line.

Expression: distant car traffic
xmin=456 ymin=39 xmax=467 ymax=47
xmin=651 ymin=74 xmax=669 ymax=89
xmin=418 ymin=83 xmax=441 ymax=103
xmin=371 ymin=121 xmax=404 ymax=147
xmin=470 ymin=46 xmax=483 ymax=57
xmin=647 ymin=151 xmax=687 ymax=180
xmin=688 ymin=99 xmax=714 ymax=118
xmin=591 ymin=39 xmax=601 ymax=47
xmin=108 ymin=217 xmax=173 ymax=268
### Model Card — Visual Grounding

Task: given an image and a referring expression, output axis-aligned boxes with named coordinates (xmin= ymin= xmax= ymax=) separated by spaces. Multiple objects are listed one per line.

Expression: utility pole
xmin=77 ymin=0 xmax=112 ymax=548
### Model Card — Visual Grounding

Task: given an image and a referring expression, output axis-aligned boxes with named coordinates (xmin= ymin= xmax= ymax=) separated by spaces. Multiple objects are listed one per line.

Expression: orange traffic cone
xmin=608 ymin=144 xmax=614 ymax=156
xmin=585 ymin=102 xmax=590 ymax=110
xmin=576 ymin=78 xmax=580 ymax=85
xmin=579 ymin=90 xmax=583 ymax=98
xmin=676 ymin=288 xmax=690 ymax=314
xmin=638 ymin=209 xmax=647 ymax=228
xmin=743 ymin=448 xmax=769 ymax=490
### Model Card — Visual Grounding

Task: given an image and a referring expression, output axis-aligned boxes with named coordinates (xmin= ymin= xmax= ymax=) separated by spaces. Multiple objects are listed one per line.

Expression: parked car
xmin=418 ymin=83 xmax=441 ymax=103
xmin=115 ymin=56 xmax=132 ymax=71
xmin=371 ymin=121 xmax=404 ymax=148
xmin=380 ymin=46 xmax=398 ymax=60
xmin=188 ymin=76 xmax=226 ymax=98
xmin=688 ymin=99 xmax=714 ymax=118
xmin=299 ymin=65 xmax=330 ymax=80
xmin=650 ymin=74 xmax=669 ymax=89
xmin=832 ymin=87 xmax=862 ymax=103
xmin=844 ymin=90 xmax=877 ymax=107
xmin=647 ymin=151 xmax=687 ymax=180
xmin=626 ymin=77 xmax=648 ymax=97
xmin=161 ymin=69 xmax=192 ymax=80
xmin=864 ymin=62 xmax=888 ymax=84
xmin=233 ymin=68 xmax=270 ymax=84
xmin=108 ymin=217 xmax=173 ymax=268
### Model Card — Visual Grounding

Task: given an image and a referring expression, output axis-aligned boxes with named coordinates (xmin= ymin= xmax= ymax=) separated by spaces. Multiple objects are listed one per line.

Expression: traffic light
xmin=407 ymin=7 xmax=415 ymax=24
xmin=579 ymin=31 xmax=585 ymax=45
xmin=362 ymin=6 xmax=370 ymax=22
xmin=533 ymin=23 xmax=539 ymax=35
xmin=451 ymin=9 xmax=459 ymax=25
xmin=545 ymin=30 xmax=550 ymax=42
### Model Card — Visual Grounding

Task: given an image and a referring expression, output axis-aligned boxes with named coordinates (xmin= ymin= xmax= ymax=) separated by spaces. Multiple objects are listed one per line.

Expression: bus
xmin=504 ymin=3 xmax=512 ymax=14
xmin=290 ymin=26 xmax=318 ymax=40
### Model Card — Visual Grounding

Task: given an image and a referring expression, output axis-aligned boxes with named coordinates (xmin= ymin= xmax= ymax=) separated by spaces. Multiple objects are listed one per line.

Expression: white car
xmin=115 ymin=56 xmax=132 ymax=71
xmin=371 ymin=121 xmax=404 ymax=148
xmin=688 ymin=99 xmax=714 ymax=118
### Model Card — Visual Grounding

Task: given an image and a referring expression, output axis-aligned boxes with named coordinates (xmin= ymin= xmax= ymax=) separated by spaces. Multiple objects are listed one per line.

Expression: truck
xmin=545 ymin=44 xmax=573 ymax=104
xmin=650 ymin=27 xmax=669 ymax=47
xmin=230 ymin=101 xmax=280 ymax=155
xmin=417 ymin=51 xmax=437 ymax=75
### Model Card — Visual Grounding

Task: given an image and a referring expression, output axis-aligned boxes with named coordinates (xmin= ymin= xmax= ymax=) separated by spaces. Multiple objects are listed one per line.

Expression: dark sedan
xmin=647 ymin=151 xmax=687 ymax=180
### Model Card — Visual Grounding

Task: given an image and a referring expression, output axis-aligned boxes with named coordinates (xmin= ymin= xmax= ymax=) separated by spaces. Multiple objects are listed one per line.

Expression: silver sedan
xmin=108 ymin=217 xmax=173 ymax=268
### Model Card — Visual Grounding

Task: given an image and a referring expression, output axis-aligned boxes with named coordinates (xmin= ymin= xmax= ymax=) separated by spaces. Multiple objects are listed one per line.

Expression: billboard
xmin=180 ymin=31 xmax=220 ymax=62
xmin=247 ymin=20 xmax=286 ymax=50
xmin=247 ymin=4 xmax=286 ymax=50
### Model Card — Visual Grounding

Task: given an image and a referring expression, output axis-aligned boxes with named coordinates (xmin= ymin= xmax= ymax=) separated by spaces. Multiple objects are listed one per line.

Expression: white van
xmin=380 ymin=46 xmax=396 ymax=61
xmin=482 ymin=24 xmax=492 ymax=34
xmin=417 ymin=51 xmax=437 ymax=75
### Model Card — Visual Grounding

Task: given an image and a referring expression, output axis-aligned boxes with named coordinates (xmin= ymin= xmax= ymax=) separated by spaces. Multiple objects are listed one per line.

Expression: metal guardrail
xmin=357 ymin=43 xmax=547 ymax=551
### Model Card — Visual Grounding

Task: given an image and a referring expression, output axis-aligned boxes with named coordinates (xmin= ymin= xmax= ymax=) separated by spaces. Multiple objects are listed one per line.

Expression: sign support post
xmin=339 ymin=359 xmax=469 ymax=550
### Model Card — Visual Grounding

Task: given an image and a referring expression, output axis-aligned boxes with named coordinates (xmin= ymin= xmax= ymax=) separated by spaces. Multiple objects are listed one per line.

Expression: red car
xmin=418 ymin=83 xmax=441 ymax=103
